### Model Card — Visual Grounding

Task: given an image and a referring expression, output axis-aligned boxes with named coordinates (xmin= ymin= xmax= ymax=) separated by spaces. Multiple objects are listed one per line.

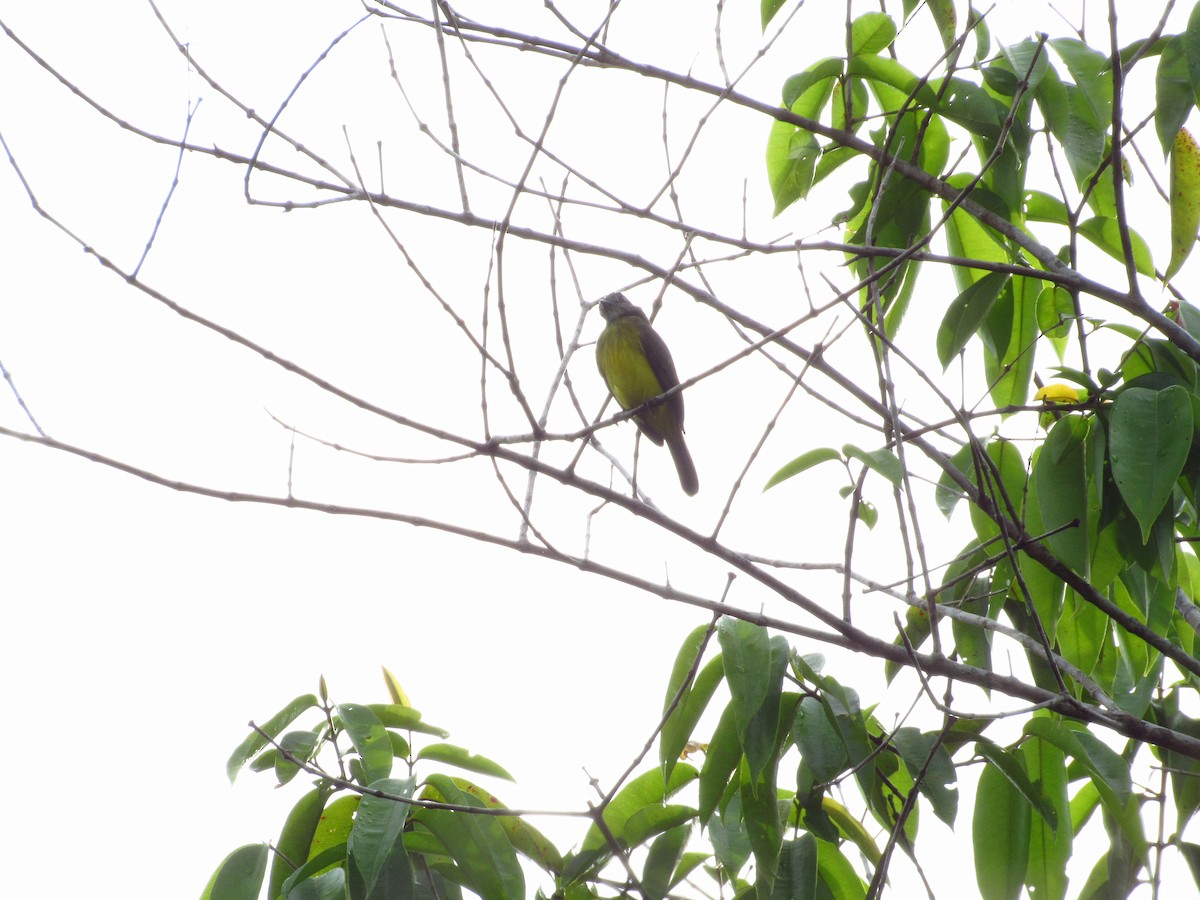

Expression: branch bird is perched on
xmin=595 ymin=293 xmax=699 ymax=496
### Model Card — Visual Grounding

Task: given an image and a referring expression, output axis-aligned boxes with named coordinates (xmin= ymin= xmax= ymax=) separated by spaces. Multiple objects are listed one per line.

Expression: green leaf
xmin=443 ymin=780 xmax=564 ymax=876
xmin=580 ymin=765 xmax=698 ymax=855
xmin=348 ymin=778 xmax=415 ymax=900
xmin=892 ymin=728 xmax=958 ymax=826
xmin=269 ymin=787 xmax=329 ymax=899
xmin=1186 ymin=1 xmax=1200 ymax=105
xmin=1037 ymin=284 xmax=1075 ymax=360
xmin=1050 ymin=40 xmax=1110 ymax=189
xmin=1000 ymin=37 xmax=1051 ymax=94
xmin=885 ymin=604 xmax=934 ymax=684
xmin=660 ymin=625 xmax=723 ymax=783
xmin=366 ymin=704 xmax=449 ymax=738
xmin=623 ymin=804 xmax=698 ymax=848
xmin=1022 ymin=719 xmax=1140 ymax=858
xmin=418 ymin=774 xmax=523 ymax=900
xmin=935 ymin=444 xmax=973 ymax=518
xmin=227 ymin=694 xmax=318 ymax=783
xmin=944 ymin=176 xmax=1011 ymax=297
xmin=1056 ymin=588 xmax=1106 ymax=681
xmin=1024 ymin=189 xmax=1070 ymax=224
xmin=741 ymin=756 xmax=783 ymax=895
xmin=281 ymin=845 xmax=349 ymax=898
xmin=641 ymin=825 xmax=691 ymax=900
xmin=846 ymin=54 xmax=939 ymax=108
xmin=1156 ymin=37 xmax=1193 ymax=159
xmin=718 ymin=617 xmax=772 ymax=736
xmin=973 ymin=741 xmax=1057 ymax=829
xmin=708 ymin=788 xmax=753 ymax=879
xmin=415 ymin=744 xmax=514 ymax=782
xmin=767 ymin=58 xmax=842 ymax=214
xmin=1169 ymin=127 xmax=1200 ymax=280
xmin=339 ymin=704 xmax=394 ymax=785
xmin=309 ymin=795 xmax=360 ymax=866
xmin=842 ymin=444 xmax=903 ymax=485
xmin=1022 ymin=727 xmax=1072 ymax=900
xmin=698 ymin=703 xmax=742 ymax=824
xmin=937 ymin=271 xmax=1011 ymax=368
xmin=764 ymin=446 xmax=842 ymax=490
xmin=200 ymin=843 xmax=269 ymax=900
xmin=775 ymin=835 xmax=819 ymax=898
xmin=952 ymin=580 xmax=993 ymax=674
xmin=792 ymin=697 xmax=848 ymax=785
xmin=1077 ymin=216 xmax=1155 ymax=277
xmin=1033 ymin=416 xmax=1091 ymax=577
xmin=973 ymin=761 xmax=1031 ymax=900
xmin=969 ymin=439 xmax=1027 ymax=544
xmin=850 ymin=12 xmax=895 ymax=55
xmin=982 ymin=275 xmax=1039 ymax=409
xmin=761 ymin=0 xmax=788 ymax=29
xmin=275 ymin=729 xmax=320 ymax=786
xmin=1108 ymin=385 xmax=1192 ymax=541
xmin=816 ymin=838 xmax=869 ymax=899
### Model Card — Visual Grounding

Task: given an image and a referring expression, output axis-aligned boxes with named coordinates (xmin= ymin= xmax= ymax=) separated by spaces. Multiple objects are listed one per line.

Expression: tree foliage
xmin=8 ymin=0 xmax=1200 ymax=897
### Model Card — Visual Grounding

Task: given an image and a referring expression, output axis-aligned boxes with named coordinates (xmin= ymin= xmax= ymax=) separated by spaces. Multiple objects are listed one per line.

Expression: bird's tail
xmin=666 ymin=433 xmax=699 ymax=496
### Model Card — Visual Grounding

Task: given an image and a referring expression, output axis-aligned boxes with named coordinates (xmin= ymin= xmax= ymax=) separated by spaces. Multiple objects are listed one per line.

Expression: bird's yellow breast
xmin=596 ymin=319 xmax=665 ymax=411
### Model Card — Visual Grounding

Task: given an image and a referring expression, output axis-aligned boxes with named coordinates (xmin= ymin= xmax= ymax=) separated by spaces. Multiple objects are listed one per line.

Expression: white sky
xmin=1 ymin=1 xmax=1197 ymax=897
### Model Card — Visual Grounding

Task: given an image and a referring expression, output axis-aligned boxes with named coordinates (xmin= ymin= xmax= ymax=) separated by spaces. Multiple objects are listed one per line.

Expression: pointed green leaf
xmin=973 ymin=761 xmax=1030 ymax=900
xmin=1077 ymin=217 xmax=1155 ymax=277
xmin=418 ymin=774 xmax=522 ymax=900
xmin=816 ymin=838 xmax=869 ymax=898
xmin=1185 ymin=1 xmax=1200 ymax=106
xmin=339 ymin=703 xmax=393 ymax=785
xmin=1033 ymin=416 xmax=1091 ymax=577
xmin=937 ymin=271 xmax=1011 ymax=368
xmin=698 ymin=703 xmax=742 ymax=824
xmin=1022 ymin=729 xmax=1072 ymax=900
xmin=200 ymin=843 xmax=269 ymax=900
xmin=892 ymin=728 xmax=958 ymax=826
xmin=660 ymin=625 xmax=723 ymax=783
xmin=366 ymin=704 xmax=449 ymax=738
xmin=580 ymin=765 xmax=698 ymax=853
xmin=775 ymin=835 xmax=819 ymax=898
xmin=269 ymin=787 xmax=330 ymax=899
xmin=641 ymin=825 xmax=691 ymax=900
xmin=792 ymin=697 xmax=848 ymax=784
xmin=850 ymin=13 xmax=896 ymax=55
xmin=415 ymin=744 xmax=514 ymax=782
xmin=973 ymin=741 xmax=1057 ymax=828
xmin=227 ymin=694 xmax=318 ymax=783
xmin=348 ymin=778 xmax=415 ymax=900
xmin=767 ymin=59 xmax=842 ymax=214
xmin=761 ymin=0 xmax=788 ymax=29
xmin=764 ymin=446 xmax=842 ymax=490
xmin=842 ymin=444 xmax=904 ymax=485
xmin=1157 ymin=37 xmax=1193 ymax=158
xmin=718 ymin=617 xmax=772 ymax=735
xmin=1109 ymin=385 xmax=1192 ymax=541
xmin=983 ymin=275 xmax=1039 ymax=409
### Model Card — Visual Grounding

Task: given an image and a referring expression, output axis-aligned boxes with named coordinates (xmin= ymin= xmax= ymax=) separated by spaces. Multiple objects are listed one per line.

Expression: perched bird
xmin=595 ymin=293 xmax=699 ymax=496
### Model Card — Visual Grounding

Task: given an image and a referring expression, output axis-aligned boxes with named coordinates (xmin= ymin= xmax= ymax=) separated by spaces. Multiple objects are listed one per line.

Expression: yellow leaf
xmin=1167 ymin=126 xmax=1200 ymax=280
xmin=1034 ymin=384 xmax=1085 ymax=404
xmin=381 ymin=666 xmax=412 ymax=707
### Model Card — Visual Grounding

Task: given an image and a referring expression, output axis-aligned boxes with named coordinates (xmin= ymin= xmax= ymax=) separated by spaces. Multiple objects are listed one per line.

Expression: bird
xmin=595 ymin=292 xmax=699 ymax=496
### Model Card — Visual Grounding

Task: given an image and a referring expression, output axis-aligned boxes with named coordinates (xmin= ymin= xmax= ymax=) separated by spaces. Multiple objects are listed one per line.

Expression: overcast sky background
xmin=2 ymin=2 xmax=1197 ymax=897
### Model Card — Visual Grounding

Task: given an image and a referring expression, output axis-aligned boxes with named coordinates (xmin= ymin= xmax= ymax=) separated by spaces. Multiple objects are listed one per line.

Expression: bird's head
xmin=599 ymin=293 xmax=642 ymax=323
